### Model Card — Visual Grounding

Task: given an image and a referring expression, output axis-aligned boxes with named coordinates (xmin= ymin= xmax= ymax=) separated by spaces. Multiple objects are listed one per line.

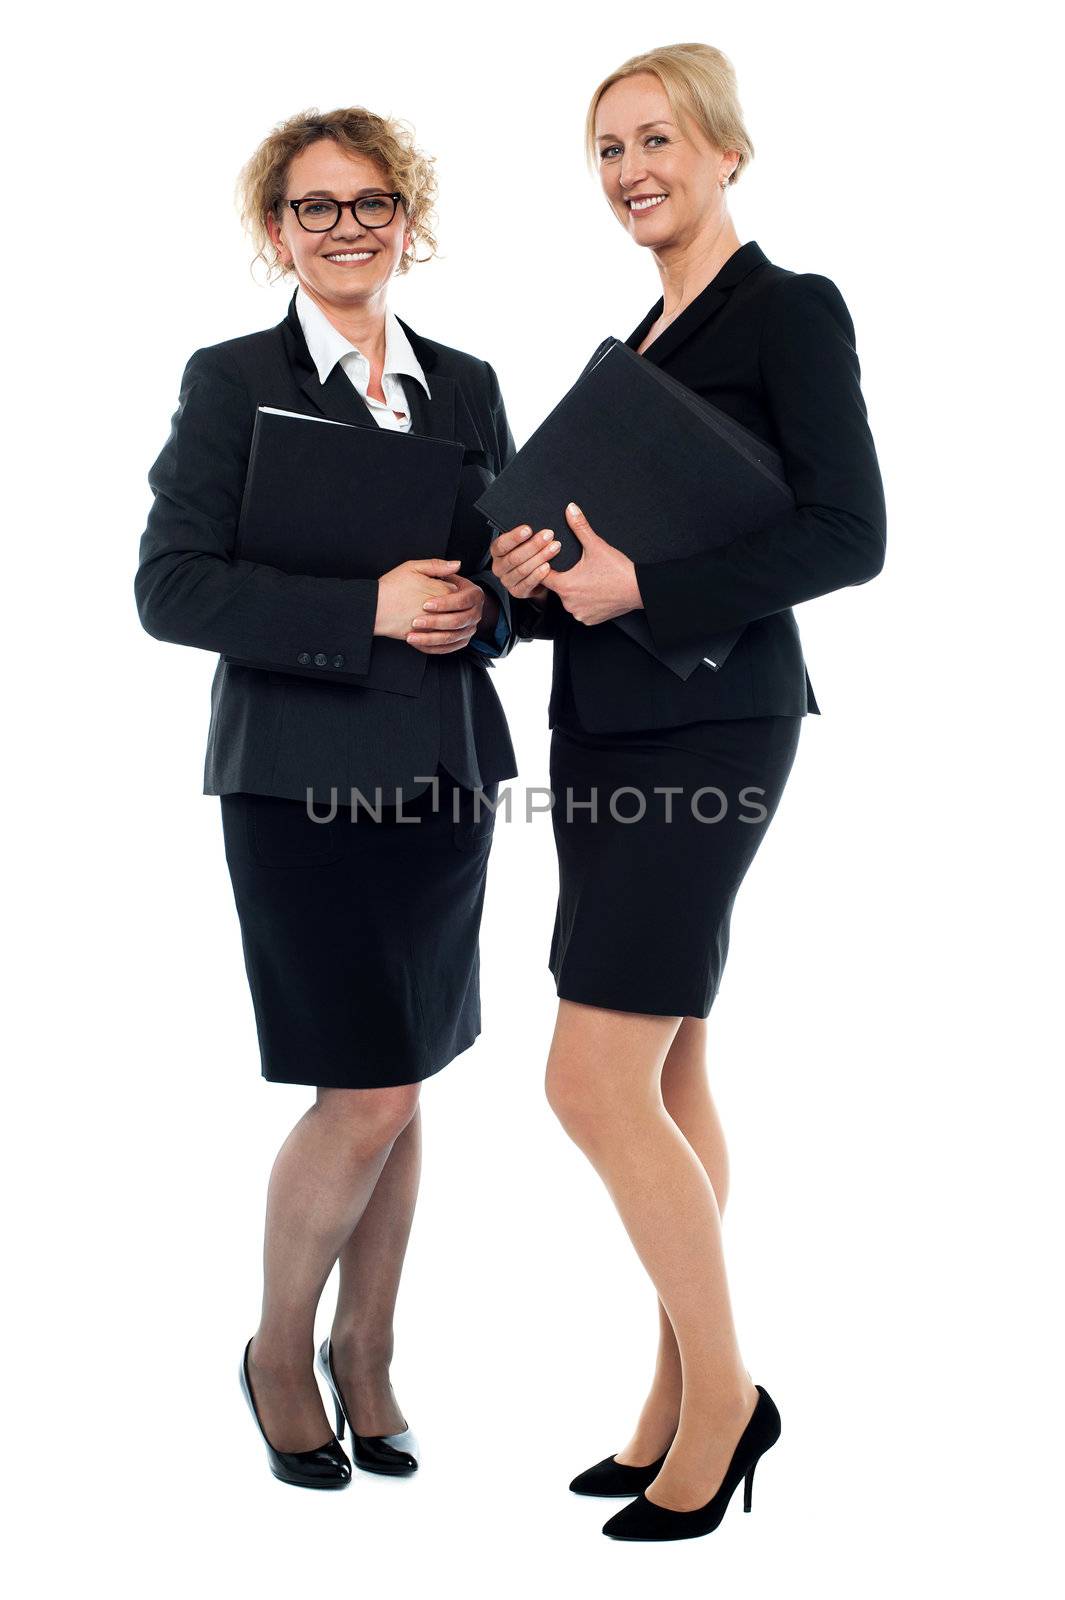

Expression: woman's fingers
xmin=508 ymin=538 xmax=559 ymax=597
xmin=406 ymin=622 xmax=478 ymax=652
xmin=409 ymin=600 xmax=479 ymax=631
xmin=413 ymin=575 xmax=483 ymax=633
xmin=491 ymin=528 xmax=561 ymax=597
xmin=512 ymin=560 xmax=556 ymax=598
xmin=410 ymin=557 xmax=463 ymax=576
xmin=510 ymin=534 xmax=558 ymax=572
xmin=492 ymin=526 xmax=556 ymax=572
xmin=491 ymin=523 xmax=539 ymax=559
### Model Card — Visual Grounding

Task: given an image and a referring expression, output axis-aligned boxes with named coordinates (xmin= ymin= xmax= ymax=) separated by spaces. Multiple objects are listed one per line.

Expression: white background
xmin=5 ymin=1 xmax=1061 ymax=1594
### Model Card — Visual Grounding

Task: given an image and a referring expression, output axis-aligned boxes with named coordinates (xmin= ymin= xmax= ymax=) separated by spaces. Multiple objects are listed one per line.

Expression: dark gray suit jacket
xmin=511 ymin=241 xmax=887 ymax=729
xmin=136 ymin=291 xmax=520 ymax=803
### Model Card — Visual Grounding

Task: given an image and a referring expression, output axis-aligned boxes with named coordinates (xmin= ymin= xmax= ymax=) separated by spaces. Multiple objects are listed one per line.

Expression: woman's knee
xmin=544 ymin=1058 xmax=609 ymax=1142
xmin=315 ymin=1082 xmax=420 ymax=1154
xmin=545 ymin=1005 xmax=679 ymax=1139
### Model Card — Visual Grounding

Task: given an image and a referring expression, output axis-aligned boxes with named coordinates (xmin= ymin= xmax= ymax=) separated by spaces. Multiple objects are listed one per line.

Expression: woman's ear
xmin=266 ymin=208 xmax=290 ymax=267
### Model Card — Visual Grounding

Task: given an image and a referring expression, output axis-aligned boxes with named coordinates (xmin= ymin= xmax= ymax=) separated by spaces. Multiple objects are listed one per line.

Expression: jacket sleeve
xmin=633 ymin=273 xmax=887 ymax=658
xmin=472 ymin=359 xmax=571 ymax=649
xmin=134 ymin=347 xmax=380 ymax=674
xmin=466 ymin=359 xmax=523 ymax=660
xmin=510 ymin=590 xmax=565 ymax=640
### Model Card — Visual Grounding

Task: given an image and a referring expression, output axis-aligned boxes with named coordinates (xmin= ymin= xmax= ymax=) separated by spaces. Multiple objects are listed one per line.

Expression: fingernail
xmin=542 ymin=529 xmax=554 ymax=541
xmin=567 ymin=502 xmax=581 ymax=515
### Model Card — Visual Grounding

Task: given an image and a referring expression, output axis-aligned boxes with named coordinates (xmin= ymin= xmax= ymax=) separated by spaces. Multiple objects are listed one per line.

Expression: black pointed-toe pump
xmin=601 ymin=1385 xmax=781 ymax=1541
xmin=239 ymin=1338 xmax=351 ymax=1489
xmin=316 ymin=1337 xmax=419 ymax=1476
xmin=569 ymin=1448 xmax=671 ymax=1497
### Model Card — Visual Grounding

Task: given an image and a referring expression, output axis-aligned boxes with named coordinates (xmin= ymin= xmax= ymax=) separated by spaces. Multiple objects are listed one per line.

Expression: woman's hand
xmin=406 ymin=573 xmax=487 ymax=653
xmin=540 ymin=503 xmax=643 ymax=625
xmin=490 ymin=523 xmax=561 ymax=601
xmin=375 ymin=557 xmax=467 ymax=642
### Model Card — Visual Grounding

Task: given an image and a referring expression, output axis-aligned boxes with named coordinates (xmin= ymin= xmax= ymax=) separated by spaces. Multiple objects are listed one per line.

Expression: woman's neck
xmin=652 ymin=217 xmax=742 ymax=322
xmin=302 ymin=281 xmax=389 ymax=363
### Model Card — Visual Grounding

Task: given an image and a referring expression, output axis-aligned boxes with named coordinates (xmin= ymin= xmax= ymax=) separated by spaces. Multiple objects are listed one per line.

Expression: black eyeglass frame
xmin=287 ymin=194 xmax=404 ymax=232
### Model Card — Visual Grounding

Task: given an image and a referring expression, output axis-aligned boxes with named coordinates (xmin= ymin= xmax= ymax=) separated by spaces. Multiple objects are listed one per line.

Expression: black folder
xmin=474 ymin=337 xmax=795 ymax=678
xmin=224 ymin=407 xmax=465 ymax=692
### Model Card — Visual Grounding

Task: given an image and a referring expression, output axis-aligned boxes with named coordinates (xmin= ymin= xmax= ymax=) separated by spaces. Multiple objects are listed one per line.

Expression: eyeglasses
xmin=287 ymin=194 xmax=403 ymax=232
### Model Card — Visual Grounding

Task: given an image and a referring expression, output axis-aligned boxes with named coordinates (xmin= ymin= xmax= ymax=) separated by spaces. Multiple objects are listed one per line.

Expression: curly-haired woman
xmin=135 ymin=108 xmax=520 ymax=1489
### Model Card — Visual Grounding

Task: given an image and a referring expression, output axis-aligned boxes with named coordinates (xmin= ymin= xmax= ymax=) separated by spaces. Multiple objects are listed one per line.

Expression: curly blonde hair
xmin=236 ymin=106 xmax=439 ymax=283
xmin=584 ymin=43 xmax=753 ymax=185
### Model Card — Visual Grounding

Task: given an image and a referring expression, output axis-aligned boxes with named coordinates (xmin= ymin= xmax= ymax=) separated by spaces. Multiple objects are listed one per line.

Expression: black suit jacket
xmin=136 ymin=290 xmax=520 ymax=803
xmin=508 ymin=240 xmax=887 ymax=728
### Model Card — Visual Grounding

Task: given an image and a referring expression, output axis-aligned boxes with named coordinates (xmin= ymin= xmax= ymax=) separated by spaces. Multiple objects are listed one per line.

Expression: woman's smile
xmin=321 ymin=249 xmax=377 ymax=265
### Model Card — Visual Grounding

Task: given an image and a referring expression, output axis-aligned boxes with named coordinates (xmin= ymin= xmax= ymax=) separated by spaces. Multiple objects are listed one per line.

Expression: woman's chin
xmin=631 ymin=225 xmax=674 ymax=250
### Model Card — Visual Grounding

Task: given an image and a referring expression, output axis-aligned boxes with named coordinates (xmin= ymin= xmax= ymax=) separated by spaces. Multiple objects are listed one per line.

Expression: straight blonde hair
xmin=584 ymin=43 xmax=753 ymax=184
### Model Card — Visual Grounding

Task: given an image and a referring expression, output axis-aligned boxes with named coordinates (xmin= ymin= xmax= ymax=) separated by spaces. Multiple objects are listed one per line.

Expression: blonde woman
xmin=136 ymin=109 xmax=518 ymax=1488
xmin=492 ymin=44 xmax=886 ymax=1540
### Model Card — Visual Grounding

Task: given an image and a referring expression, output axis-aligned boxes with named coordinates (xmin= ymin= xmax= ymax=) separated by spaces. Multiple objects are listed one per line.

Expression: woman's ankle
xmin=328 ymin=1322 xmax=394 ymax=1370
xmin=248 ymin=1329 xmax=315 ymax=1376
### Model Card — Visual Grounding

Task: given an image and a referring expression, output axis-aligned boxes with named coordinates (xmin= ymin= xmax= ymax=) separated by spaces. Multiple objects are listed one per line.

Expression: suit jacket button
xmin=297 ymin=652 xmax=311 ymax=665
xmin=313 ymin=652 xmax=327 ymax=666
xmin=332 ymin=654 xmax=344 ymax=668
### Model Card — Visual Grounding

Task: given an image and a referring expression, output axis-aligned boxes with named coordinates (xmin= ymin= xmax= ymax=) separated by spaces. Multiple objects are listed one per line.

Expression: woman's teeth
xmin=325 ymin=252 xmax=374 ymax=262
xmin=629 ymin=195 xmax=667 ymax=211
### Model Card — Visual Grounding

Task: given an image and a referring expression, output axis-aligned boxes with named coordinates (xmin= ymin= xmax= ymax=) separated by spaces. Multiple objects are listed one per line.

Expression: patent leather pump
xmin=601 ymin=1385 xmax=781 ymax=1541
xmin=239 ymin=1337 xmax=351 ymax=1489
xmin=317 ymin=1337 xmax=419 ymax=1476
xmin=569 ymin=1448 xmax=671 ymax=1497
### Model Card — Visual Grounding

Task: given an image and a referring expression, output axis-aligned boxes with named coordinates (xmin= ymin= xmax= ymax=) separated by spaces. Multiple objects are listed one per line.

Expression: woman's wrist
xmin=475 ymin=587 xmax=500 ymax=639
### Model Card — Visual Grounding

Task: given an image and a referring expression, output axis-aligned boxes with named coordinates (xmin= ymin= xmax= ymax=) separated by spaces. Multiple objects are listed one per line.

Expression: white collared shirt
xmin=295 ymin=282 xmax=430 ymax=433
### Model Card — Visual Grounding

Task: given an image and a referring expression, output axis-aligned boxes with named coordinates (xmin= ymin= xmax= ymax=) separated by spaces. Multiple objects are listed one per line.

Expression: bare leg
xmin=546 ymin=1001 xmax=759 ymax=1512
xmin=327 ymin=1102 xmax=422 ymax=1435
xmin=614 ymin=1016 xmax=732 ymax=1465
xmin=246 ymin=1083 xmax=420 ymax=1452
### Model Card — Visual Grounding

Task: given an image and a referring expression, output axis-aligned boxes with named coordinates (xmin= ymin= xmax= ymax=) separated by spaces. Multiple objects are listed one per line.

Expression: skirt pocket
xmin=452 ymin=780 xmax=500 ymax=851
xmin=244 ymin=792 xmax=343 ymax=869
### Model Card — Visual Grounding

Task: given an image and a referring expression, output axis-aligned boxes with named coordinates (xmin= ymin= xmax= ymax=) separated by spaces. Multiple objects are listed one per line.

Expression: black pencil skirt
xmin=220 ymin=772 xmax=498 ymax=1089
xmin=548 ymin=716 xmax=802 ymax=1018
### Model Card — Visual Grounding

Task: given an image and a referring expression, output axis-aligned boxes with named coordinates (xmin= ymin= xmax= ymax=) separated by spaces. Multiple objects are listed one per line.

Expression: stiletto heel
xmin=239 ymin=1337 xmax=351 ymax=1490
xmin=601 ymin=1385 xmax=781 ymax=1541
xmin=316 ymin=1338 xmax=418 ymax=1476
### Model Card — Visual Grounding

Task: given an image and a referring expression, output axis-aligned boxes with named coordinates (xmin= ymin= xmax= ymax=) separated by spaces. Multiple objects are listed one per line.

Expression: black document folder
xmin=474 ymin=337 xmax=795 ymax=678
xmin=224 ymin=407 xmax=465 ymax=692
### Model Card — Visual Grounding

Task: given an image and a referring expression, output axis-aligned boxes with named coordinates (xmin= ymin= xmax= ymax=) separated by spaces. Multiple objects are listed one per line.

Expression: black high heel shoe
xmin=569 ymin=1448 xmax=671 ymax=1497
xmin=239 ymin=1338 xmax=351 ymax=1489
xmin=316 ymin=1338 xmax=419 ymax=1476
xmin=601 ymin=1385 xmax=781 ymax=1541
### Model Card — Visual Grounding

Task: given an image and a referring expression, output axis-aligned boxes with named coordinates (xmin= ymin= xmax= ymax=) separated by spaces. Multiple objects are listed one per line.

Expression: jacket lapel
xmin=278 ymin=291 xmax=374 ymax=428
xmin=402 ymin=366 xmax=455 ymax=441
xmin=625 ymin=239 xmax=768 ymax=367
xmin=276 ymin=291 xmax=489 ymax=569
xmin=278 ymin=291 xmax=484 ymax=453
xmin=397 ymin=316 xmax=487 ymax=457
